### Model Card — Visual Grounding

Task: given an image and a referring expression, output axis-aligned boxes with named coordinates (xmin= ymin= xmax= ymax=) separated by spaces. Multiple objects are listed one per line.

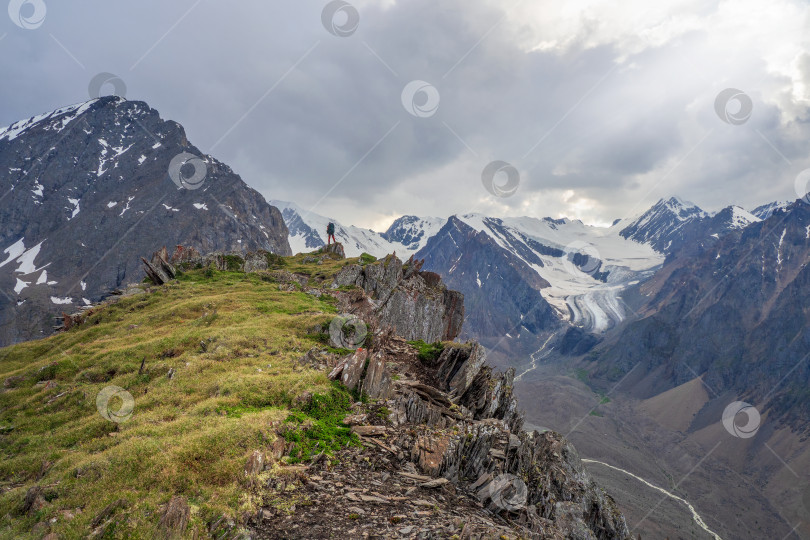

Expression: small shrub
xmin=264 ymin=252 xmax=286 ymax=268
xmin=221 ymin=255 xmax=244 ymax=271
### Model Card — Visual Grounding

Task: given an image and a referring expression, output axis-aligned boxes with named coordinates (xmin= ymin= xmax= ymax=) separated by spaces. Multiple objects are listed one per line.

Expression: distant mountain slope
xmin=750 ymin=200 xmax=791 ymax=220
xmin=592 ymin=200 xmax=810 ymax=426
xmin=0 ymin=96 xmax=290 ymax=346
xmin=619 ymin=197 xmax=761 ymax=256
xmin=618 ymin=197 xmax=709 ymax=252
xmin=415 ymin=216 xmax=561 ymax=364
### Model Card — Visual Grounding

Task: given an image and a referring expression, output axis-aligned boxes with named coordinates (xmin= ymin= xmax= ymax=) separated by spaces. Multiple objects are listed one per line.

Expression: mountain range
xmin=273 ymin=195 xmax=769 ymax=364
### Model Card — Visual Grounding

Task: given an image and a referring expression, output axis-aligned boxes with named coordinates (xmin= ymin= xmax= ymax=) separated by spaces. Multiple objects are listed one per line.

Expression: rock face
xmin=0 ymin=97 xmax=290 ymax=346
xmin=334 ymin=254 xmax=464 ymax=343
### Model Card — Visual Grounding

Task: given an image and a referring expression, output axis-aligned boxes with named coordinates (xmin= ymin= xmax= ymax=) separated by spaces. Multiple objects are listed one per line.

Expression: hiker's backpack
xmin=327 ymin=222 xmax=335 ymax=235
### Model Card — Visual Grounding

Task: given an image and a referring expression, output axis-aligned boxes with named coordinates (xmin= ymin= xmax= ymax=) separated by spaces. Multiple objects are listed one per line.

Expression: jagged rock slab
xmin=334 ymin=254 xmax=464 ymax=343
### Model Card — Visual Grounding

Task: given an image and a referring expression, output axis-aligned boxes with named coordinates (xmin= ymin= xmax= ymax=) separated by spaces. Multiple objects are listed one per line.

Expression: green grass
xmin=0 ymin=262 xmax=355 ymax=539
xmin=280 ymin=382 xmax=360 ymax=463
xmin=407 ymin=340 xmax=446 ymax=363
xmin=359 ymin=253 xmax=377 ymax=265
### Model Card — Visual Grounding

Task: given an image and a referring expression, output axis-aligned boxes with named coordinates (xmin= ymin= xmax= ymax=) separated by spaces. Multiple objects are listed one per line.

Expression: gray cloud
xmin=1 ymin=0 xmax=809 ymax=228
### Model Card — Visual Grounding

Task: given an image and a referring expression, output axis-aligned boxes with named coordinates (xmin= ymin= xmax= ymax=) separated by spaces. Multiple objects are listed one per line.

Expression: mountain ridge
xmin=0 ymin=247 xmax=631 ymax=539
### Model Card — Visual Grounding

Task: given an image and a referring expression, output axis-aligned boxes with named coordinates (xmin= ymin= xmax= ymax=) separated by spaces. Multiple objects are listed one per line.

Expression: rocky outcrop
xmin=141 ymin=246 xmax=289 ymax=284
xmin=314 ymin=334 xmax=630 ymax=539
xmin=334 ymin=254 xmax=464 ymax=342
xmin=322 ymin=242 xmax=346 ymax=258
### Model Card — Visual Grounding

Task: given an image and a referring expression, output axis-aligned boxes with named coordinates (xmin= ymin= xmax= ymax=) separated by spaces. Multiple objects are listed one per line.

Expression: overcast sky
xmin=1 ymin=0 xmax=809 ymax=229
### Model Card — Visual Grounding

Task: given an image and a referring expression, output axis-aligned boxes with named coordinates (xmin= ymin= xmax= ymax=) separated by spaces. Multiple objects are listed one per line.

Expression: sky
xmin=1 ymin=0 xmax=809 ymax=230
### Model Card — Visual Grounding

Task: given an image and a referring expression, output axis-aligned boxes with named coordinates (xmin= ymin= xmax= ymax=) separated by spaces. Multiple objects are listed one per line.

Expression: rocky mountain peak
xmin=381 ymin=215 xmax=446 ymax=251
xmin=620 ymin=197 xmax=709 ymax=253
xmin=0 ymin=97 xmax=290 ymax=346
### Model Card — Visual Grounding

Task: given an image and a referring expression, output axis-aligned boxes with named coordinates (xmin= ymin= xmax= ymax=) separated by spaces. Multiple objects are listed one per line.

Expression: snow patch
xmin=50 ymin=296 xmax=73 ymax=305
xmin=776 ymin=227 xmax=787 ymax=268
xmin=193 ymin=203 xmax=208 ymax=210
xmin=119 ymin=196 xmax=134 ymax=217
xmin=0 ymin=238 xmax=27 ymax=268
xmin=0 ymin=239 xmax=48 ymax=275
xmin=14 ymin=278 xmax=29 ymax=294
xmin=67 ymin=198 xmax=80 ymax=219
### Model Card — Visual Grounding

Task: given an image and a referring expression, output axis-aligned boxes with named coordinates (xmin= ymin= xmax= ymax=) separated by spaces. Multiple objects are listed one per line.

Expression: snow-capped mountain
xmin=270 ymin=200 xmax=445 ymax=258
xmin=750 ymin=200 xmax=792 ymax=220
xmin=0 ymin=97 xmax=290 ymax=346
xmin=618 ymin=196 xmax=709 ymax=252
xmin=711 ymin=204 xmax=761 ymax=230
xmin=618 ymin=197 xmax=762 ymax=255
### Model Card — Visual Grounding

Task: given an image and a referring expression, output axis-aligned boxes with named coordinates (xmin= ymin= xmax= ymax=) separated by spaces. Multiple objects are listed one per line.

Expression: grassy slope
xmin=0 ymin=254 xmax=366 ymax=539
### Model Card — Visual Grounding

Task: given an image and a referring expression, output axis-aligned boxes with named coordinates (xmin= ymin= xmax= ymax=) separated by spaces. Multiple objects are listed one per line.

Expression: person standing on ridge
xmin=326 ymin=222 xmax=336 ymax=246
